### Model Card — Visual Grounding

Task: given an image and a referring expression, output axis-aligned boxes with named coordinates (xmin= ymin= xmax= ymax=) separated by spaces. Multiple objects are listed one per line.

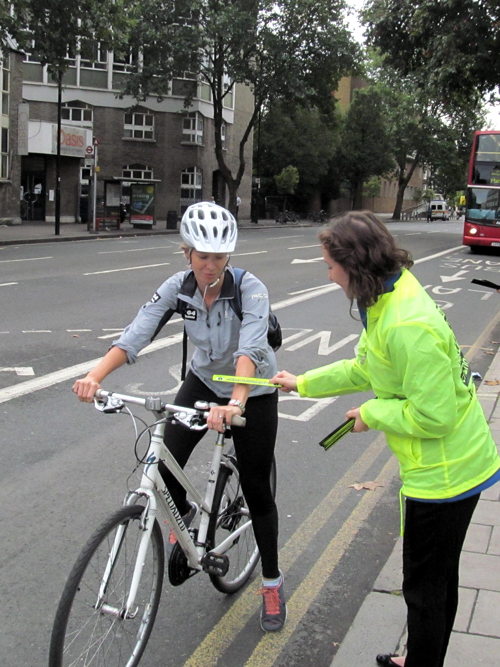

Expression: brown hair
xmin=319 ymin=211 xmax=413 ymax=309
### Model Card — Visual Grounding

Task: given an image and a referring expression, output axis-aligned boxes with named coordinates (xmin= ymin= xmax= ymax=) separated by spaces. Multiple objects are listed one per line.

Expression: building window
xmin=122 ymin=164 xmax=154 ymax=180
xmin=113 ymin=48 xmax=138 ymax=73
xmin=124 ymin=111 xmax=154 ymax=140
xmin=80 ymin=40 xmax=108 ymax=70
xmin=61 ymin=101 xmax=93 ymax=124
xmin=182 ymin=112 xmax=204 ymax=145
xmin=0 ymin=52 xmax=9 ymax=180
xmin=180 ymin=167 xmax=202 ymax=205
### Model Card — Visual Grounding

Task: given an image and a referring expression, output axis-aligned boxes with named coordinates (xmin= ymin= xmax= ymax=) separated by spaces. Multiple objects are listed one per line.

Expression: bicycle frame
xmin=95 ymin=391 xmax=248 ymax=618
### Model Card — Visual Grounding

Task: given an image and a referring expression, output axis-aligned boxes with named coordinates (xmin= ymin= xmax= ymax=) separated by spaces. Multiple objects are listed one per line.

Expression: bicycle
xmin=49 ymin=388 xmax=276 ymax=666
xmin=275 ymin=210 xmax=299 ymax=224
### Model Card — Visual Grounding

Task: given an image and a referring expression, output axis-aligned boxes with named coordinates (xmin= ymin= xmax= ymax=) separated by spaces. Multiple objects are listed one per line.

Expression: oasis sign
xmin=51 ymin=125 xmax=89 ymax=157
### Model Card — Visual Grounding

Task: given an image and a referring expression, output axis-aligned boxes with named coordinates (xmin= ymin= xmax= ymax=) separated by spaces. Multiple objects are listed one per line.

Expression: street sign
xmin=85 ymin=145 xmax=94 ymax=155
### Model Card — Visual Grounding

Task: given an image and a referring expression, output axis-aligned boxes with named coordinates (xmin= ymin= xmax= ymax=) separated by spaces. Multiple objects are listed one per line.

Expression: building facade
xmin=1 ymin=44 xmax=253 ymax=227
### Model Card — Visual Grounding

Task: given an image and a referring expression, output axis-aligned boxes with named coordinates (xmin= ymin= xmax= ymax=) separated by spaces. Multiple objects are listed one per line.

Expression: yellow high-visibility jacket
xmin=297 ymin=270 xmax=500 ymax=499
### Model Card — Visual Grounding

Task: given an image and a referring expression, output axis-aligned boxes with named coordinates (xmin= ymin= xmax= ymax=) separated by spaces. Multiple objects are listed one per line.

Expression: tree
xmin=1 ymin=0 xmax=128 ymax=234
xmin=363 ymin=0 xmax=499 ymax=107
xmin=256 ymin=101 xmax=341 ymax=209
xmin=336 ymin=87 xmax=393 ymax=209
xmin=121 ymin=0 xmax=359 ymax=214
xmin=359 ymin=51 xmax=486 ymax=219
xmin=274 ymin=165 xmax=299 ymax=211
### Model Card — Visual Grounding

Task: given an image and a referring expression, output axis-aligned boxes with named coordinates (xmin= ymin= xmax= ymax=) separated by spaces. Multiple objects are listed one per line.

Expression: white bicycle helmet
xmin=180 ymin=202 xmax=238 ymax=253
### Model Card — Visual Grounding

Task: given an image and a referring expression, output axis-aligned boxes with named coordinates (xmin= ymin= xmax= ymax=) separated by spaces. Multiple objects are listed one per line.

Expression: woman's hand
xmin=72 ymin=375 xmax=101 ymax=403
xmin=345 ymin=407 xmax=369 ymax=432
xmin=270 ymin=370 xmax=297 ymax=393
xmin=207 ymin=404 xmax=244 ymax=433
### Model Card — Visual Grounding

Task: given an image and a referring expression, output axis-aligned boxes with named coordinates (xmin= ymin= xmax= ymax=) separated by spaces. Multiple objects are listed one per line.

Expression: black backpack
xmin=177 ymin=267 xmax=281 ymax=379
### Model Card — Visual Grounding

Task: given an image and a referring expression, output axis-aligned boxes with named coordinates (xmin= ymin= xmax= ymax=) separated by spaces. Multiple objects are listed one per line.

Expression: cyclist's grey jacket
xmin=113 ymin=267 xmax=277 ymax=397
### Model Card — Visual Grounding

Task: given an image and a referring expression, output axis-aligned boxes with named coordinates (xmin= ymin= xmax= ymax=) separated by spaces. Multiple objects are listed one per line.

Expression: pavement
xmin=3 ymin=218 xmax=499 ymax=667
xmin=0 ymin=217 xmax=295 ymax=245
xmin=331 ymin=357 xmax=500 ymax=667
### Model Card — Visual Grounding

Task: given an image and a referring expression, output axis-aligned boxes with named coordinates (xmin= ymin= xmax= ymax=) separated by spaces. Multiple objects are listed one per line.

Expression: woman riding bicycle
xmin=72 ymin=201 xmax=286 ymax=632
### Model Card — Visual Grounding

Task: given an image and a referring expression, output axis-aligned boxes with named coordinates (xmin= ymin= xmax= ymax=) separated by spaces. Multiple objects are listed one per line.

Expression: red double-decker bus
xmin=462 ymin=130 xmax=500 ymax=252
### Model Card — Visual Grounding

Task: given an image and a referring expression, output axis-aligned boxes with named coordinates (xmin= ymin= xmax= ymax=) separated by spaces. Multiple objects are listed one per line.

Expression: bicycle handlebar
xmin=94 ymin=388 xmax=246 ymax=427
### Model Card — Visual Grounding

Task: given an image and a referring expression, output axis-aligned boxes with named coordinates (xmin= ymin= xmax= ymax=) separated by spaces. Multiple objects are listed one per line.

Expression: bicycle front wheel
xmin=49 ymin=504 xmax=164 ymax=667
xmin=208 ymin=454 xmax=276 ymax=594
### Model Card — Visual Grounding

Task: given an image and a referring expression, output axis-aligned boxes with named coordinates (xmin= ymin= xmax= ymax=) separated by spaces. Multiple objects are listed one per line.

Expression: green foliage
xmin=274 ymin=165 xmax=300 ymax=195
xmin=257 ymin=101 xmax=340 ymax=195
xmin=120 ymin=0 xmax=360 ymax=209
xmin=363 ymin=0 xmax=499 ymax=107
xmin=336 ymin=86 xmax=393 ymax=207
xmin=2 ymin=0 xmax=129 ymax=75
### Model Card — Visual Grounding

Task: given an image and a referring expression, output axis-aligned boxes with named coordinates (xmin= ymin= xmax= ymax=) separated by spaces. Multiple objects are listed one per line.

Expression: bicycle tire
xmin=49 ymin=504 xmax=164 ymax=667
xmin=208 ymin=453 xmax=276 ymax=594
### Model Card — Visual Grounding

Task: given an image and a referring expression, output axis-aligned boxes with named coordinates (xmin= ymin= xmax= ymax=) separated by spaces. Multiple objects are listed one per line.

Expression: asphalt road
xmin=1 ymin=221 xmax=499 ymax=666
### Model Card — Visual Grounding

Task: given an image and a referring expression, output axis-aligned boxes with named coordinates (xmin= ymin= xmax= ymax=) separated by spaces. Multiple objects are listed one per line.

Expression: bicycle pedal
xmin=202 ymin=552 xmax=229 ymax=577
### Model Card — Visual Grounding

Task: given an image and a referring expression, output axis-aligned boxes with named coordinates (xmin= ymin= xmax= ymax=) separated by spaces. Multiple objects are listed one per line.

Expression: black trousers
xmin=160 ymin=372 xmax=280 ymax=579
xmin=403 ymin=494 xmax=480 ymax=667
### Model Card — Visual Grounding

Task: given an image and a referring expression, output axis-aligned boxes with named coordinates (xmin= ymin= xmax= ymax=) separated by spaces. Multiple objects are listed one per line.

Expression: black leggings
xmin=160 ymin=372 xmax=280 ymax=579
xmin=402 ymin=494 xmax=480 ymax=667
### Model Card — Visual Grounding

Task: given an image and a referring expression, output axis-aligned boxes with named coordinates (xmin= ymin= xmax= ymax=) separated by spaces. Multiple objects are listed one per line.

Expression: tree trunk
xmin=391 ymin=155 xmax=420 ymax=220
xmin=352 ymin=180 xmax=363 ymax=210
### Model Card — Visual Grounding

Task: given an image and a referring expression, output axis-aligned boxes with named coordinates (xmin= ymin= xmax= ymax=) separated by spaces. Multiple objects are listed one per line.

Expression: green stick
xmin=212 ymin=374 xmax=280 ymax=387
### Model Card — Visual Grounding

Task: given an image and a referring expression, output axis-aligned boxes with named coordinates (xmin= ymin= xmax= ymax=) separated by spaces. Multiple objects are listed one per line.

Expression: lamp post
xmin=55 ymin=69 xmax=62 ymax=236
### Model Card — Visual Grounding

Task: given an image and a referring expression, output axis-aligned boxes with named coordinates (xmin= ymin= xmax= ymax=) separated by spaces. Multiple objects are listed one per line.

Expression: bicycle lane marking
xmin=0 ymin=333 xmax=183 ymax=404
xmin=183 ymin=432 xmax=392 ymax=666
xmin=0 ymin=246 xmax=461 ymax=404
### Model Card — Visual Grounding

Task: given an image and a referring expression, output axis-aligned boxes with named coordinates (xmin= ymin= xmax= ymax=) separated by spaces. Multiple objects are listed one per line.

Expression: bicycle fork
xmin=97 ymin=496 xmax=157 ymax=621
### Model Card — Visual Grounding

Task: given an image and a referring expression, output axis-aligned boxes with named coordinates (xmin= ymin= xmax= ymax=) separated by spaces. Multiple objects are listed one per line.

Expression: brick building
xmin=1 ymin=44 xmax=253 ymax=227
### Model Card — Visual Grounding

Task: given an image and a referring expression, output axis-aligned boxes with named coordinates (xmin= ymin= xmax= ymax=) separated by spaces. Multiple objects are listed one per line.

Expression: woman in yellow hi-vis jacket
xmin=272 ymin=211 xmax=500 ymax=667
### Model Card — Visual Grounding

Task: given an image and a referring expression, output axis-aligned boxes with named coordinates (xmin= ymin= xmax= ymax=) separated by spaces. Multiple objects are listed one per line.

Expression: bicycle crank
xmin=201 ymin=552 xmax=229 ymax=577
xmin=168 ymin=543 xmax=197 ymax=586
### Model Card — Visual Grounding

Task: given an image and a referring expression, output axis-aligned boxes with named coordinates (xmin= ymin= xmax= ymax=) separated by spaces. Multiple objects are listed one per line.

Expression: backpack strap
xmin=229 ymin=267 xmax=246 ymax=321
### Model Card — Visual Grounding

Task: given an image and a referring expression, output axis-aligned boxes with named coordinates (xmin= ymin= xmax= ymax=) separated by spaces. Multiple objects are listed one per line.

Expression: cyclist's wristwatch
xmin=228 ymin=399 xmax=245 ymax=414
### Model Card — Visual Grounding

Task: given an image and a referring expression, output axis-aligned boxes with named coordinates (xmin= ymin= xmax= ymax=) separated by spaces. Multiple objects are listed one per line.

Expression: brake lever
xmin=94 ymin=395 xmax=125 ymax=413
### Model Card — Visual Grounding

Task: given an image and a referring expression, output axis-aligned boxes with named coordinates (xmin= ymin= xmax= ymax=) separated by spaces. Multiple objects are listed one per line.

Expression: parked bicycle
xmin=49 ymin=388 xmax=276 ymax=666
xmin=307 ymin=210 xmax=328 ymax=223
xmin=275 ymin=209 xmax=299 ymax=224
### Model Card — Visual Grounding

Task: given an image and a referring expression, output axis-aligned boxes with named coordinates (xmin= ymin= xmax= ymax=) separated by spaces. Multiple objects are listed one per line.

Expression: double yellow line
xmin=185 ymin=434 xmax=398 ymax=666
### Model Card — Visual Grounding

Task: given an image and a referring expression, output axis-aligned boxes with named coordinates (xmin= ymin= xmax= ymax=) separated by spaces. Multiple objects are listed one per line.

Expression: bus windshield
xmin=471 ymin=134 xmax=500 ymax=185
xmin=466 ymin=187 xmax=500 ymax=225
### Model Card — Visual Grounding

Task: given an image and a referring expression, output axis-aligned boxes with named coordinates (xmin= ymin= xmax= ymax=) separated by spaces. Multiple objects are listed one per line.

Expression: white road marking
xmin=0 ymin=367 xmax=35 ymax=376
xmin=0 ymin=256 xmax=52 ymax=263
xmin=22 ymin=330 xmax=51 ymax=333
xmin=291 ymin=257 xmax=323 ymax=264
xmin=98 ymin=246 xmax=173 ymax=254
xmin=0 ymin=333 xmax=184 ymax=404
xmin=84 ymin=262 xmax=170 ymax=275
xmin=440 ymin=269 xmax=469 ymax=283
xmin=0 ymin=246 xmax=467 ymax=405
xmin=232 ymin=251 xmax=268 ymax=256
xmin=0 ymin=282 xmax=18 ymax=287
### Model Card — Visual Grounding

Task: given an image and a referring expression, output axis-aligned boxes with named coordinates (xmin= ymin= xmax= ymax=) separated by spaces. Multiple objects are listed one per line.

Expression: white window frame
xmin=123 ymin=111 xmax=154 ymax=141
xmin=180 ymin=167 xmax=202 ymax=203
xmin=61 ymin=101 xmax=93 ymax=125
xmin=122 ymin=164 xmax=154 ymax=180
xmin=182 ymin=112 xmax=204 ymax=145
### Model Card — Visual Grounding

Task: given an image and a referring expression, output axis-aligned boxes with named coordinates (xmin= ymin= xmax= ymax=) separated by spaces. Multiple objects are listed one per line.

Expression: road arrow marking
xmin=0 ymin=367 xmax=35 ymax=376
xmin=439 ymin=269 xmax=469 ymax=283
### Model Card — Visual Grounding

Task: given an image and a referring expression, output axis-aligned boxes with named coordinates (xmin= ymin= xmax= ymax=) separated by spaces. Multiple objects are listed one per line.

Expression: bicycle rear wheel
xmin=208 ymin=453 xmax=276 ymax=594
xmin=49 ymin=504 xmax=164 ymax=667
